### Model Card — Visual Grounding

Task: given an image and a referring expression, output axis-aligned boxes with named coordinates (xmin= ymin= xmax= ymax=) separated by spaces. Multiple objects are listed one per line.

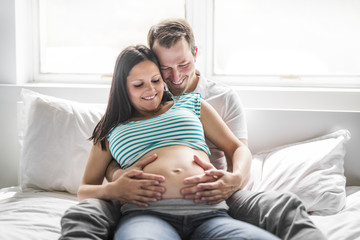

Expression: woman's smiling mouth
xmin=142 ymin=94 xmax=157 ymax=100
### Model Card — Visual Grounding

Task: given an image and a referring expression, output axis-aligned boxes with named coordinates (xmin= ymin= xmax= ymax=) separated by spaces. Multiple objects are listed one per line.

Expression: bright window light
xmin=38 ymin=0 xmax=185 ymax=76
xmin=213 ymin=0 xmax=360 ymax=87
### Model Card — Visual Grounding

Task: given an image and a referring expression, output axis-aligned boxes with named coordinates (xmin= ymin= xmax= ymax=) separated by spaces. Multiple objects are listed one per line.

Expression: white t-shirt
xmin=194 ymin=73 xmax=248 ymax=170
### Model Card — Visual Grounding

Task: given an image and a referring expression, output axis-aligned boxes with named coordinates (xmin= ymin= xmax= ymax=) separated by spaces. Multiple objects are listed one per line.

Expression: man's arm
xmin=181 ymin=148 xmax=251 ymax=204
xmin=225 ymin=138 xmax=250 ymax=185
xmin=181 ymin=99 xmax=252 ymax=204
xmin=104 ymin=155 xmax=167 ymax=206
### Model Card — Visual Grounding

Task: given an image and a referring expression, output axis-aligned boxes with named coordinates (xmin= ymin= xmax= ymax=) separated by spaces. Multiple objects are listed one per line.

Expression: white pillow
xmin=249 ymin=129 xmax=350 ymax=215
xmin=19 ymin=89 xmax=106 ymax=194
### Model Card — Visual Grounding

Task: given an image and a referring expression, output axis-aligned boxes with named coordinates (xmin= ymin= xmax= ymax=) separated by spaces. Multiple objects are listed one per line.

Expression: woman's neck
xmin=131 ymin=100 xmax=174 ymax=121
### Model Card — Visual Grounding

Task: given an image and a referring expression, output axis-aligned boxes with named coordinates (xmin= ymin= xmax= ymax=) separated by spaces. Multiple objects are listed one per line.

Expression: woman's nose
xmin=146 ymin=82 xmax=156 ymax=91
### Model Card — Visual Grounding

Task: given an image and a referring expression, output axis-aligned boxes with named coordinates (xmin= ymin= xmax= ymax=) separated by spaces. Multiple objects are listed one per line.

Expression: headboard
xmin=245 ymin=109 xmax=360 ymax=186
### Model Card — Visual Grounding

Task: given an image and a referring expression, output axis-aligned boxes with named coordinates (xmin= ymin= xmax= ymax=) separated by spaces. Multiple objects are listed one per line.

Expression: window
xmin=33 ymin=0 xmax=360 ymax=87
xmin=35 ymin=0 xmax=185 ymax=82
xmin=210 ymin=0 xmax=360 ymax=87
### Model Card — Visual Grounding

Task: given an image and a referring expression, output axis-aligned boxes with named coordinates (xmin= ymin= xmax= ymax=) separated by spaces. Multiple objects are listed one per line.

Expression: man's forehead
xmin=153 ymin=41 xmax=191 ymax=65
xmin=153 ymin=38 xmax=190 ymax=52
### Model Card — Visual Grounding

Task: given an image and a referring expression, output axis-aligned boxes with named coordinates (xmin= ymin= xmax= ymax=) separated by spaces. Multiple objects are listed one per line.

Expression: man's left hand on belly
xmin=181 ymin=155 xmax=241 ymax=204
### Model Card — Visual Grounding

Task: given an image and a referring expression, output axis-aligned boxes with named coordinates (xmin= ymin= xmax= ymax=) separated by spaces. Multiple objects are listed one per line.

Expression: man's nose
xmin=171 ymin=68 xmax=180 ymax=82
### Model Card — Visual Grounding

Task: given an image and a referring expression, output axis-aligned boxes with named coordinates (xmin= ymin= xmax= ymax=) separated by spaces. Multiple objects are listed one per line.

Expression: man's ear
xmin=194 ymin=47 xmax=198 ymax=62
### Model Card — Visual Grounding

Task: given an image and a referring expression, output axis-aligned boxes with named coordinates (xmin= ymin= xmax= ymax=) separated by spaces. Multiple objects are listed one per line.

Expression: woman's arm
xmin=78 ymin=142 xmax=166 ymax=206
xmin=79 ymin=142 xmax=167 ymax=207
xmin=77 ymin=142 xmax=114 ymax=201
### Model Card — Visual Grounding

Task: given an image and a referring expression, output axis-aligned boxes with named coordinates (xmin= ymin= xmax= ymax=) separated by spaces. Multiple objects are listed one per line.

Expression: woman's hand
xmin=181 ymin=155 xmax=242 ymax=204
xmin=106 ymin=154 xmax=166 ymax=206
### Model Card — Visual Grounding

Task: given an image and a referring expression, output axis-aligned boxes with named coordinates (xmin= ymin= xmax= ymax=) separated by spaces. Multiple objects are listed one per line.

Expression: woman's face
xmin=126 ymin=60 xmax=164 ymax=116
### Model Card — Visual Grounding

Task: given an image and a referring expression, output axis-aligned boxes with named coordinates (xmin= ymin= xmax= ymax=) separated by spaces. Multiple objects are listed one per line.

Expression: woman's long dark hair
xmin=90 ymin=45 xmax=172 ymax=150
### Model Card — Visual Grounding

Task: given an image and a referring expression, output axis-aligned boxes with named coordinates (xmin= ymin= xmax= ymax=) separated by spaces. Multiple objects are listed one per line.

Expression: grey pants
xmin=60 ymin=191 xmax=326 ymax=240
xmin=60 ymin=199 xmax=121 ymax=240
xmin=226 ymin=191 xmax=326 ymax=240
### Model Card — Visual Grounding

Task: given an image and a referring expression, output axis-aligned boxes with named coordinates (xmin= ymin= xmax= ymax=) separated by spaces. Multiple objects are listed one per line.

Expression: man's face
xmin=152 ymin=38 xmax=198 ymax=96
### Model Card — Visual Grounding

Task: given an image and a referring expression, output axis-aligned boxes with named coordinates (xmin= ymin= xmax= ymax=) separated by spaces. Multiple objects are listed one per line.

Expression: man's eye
xmin=180 ymin=64 xmax=189 ymax=68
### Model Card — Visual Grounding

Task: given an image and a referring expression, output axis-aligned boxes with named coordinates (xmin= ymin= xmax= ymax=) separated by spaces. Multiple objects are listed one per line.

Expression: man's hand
xmin=106 ymin=154 xmax=166 ymax=206
xmin=181 ymin=155 xmax=242 ymax=204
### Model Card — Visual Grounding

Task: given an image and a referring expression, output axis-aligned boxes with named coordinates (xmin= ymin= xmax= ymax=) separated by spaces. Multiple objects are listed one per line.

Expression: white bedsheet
xmin=309 ymin=186 xmax=360 ymax=240
xmin=1 ymin=186 xmax=360 ymax=240
xmin=0 ymin=187 xmax=77 ymax=240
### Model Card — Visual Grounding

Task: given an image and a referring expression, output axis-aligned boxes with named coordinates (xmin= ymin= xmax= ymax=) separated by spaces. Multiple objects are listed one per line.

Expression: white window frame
xmin=30 ymin=0 xmax=108 ymax=83
xmin=189 ymin=0 xmax=360 ymax=89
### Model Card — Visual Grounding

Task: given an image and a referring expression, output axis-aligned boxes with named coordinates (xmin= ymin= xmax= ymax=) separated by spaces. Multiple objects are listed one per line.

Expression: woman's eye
xmin=152 ymin=79 xmax=160 ymax=83
xmin=134 ymin=83 xmax=143 ymax=88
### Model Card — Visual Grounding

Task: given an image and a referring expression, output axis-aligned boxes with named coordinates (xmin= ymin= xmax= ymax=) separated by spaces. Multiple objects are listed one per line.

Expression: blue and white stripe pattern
xmin=108 ymin=93 xmax=210 ymax=169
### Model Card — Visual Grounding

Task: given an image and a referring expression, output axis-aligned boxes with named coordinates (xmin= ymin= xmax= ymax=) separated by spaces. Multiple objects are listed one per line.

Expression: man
xmin=61 ymin=19 xmax=326 ymax=240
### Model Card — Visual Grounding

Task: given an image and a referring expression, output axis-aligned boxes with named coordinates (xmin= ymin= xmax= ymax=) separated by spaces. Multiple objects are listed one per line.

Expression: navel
xmin=172 ymin=168 xmax=183 ymax=174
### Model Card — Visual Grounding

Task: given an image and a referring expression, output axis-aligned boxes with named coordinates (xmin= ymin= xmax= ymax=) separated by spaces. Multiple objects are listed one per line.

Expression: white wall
xmin=1 ymin=0 xmax=360 ymax=188
xmin=0 ymin=0 xmax=16 ymax=84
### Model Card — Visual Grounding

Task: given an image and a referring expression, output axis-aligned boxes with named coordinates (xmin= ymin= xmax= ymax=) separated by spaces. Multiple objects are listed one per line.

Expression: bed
xmin=0 ymin=88 xmax=359 ymax=239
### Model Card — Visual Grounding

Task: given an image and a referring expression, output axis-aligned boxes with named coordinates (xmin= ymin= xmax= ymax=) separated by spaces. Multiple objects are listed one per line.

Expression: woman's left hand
xmin=181 ymin=155 xmax=242 ymax=204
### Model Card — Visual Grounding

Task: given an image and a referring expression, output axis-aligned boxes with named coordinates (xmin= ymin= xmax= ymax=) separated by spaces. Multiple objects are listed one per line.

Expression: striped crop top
xmin=108 ymin=93 xmax=211 ymax=169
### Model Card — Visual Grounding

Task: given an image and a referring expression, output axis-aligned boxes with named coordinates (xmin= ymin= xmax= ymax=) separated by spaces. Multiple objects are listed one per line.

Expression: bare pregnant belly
xmin=141 ymin=145 xmax=210 ymax=199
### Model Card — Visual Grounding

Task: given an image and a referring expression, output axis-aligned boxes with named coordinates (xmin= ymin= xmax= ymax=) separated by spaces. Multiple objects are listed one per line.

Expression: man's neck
xmin=185 ymin=71 xmax=200 ymax=94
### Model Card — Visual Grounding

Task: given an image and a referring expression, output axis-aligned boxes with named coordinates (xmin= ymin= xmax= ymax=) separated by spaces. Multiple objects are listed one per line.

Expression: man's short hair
xmin=147 ymin=18 xmax=196 ymax=55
